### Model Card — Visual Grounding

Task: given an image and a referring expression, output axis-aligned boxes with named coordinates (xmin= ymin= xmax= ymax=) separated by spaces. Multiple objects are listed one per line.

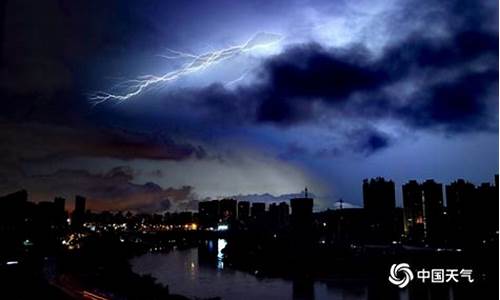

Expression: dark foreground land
xmin=0 ymin=232 xmax=193 ymax=300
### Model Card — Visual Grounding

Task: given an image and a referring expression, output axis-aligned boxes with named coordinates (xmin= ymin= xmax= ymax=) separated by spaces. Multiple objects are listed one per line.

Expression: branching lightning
xmin=89 ymin=32 xmax=283 ymax=105
xmin=224 ymin=70 xmax=251 ymax=88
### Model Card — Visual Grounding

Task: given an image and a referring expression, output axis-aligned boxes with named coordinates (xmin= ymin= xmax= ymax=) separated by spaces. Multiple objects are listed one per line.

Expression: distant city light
xmin=217 ymin=224 xmax=229 ymax=231
xmin=6 ymin=261 xmax=18 ymax=265
xmin=183 ymin=223 xmax=198 ymax=230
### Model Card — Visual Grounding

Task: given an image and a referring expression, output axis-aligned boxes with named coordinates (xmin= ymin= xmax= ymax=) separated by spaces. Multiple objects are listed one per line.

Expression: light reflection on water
xmin=217 ymin=238 xmax=227 ymax=270
xmin=130 ymin=239 xmax=453 ymax=300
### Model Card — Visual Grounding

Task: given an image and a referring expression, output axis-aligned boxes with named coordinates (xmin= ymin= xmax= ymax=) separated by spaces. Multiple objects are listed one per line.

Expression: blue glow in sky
xmin=0 ymin=0 xmax=497 ymax=211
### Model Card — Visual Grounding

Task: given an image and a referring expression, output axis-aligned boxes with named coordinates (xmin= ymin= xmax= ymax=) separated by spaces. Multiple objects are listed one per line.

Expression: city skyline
xmin=3 ymin=173 xmax=497 ymax=214
xmin=2 ymin=172 xmax=497 ymax=299
xmin=2 ymin=172 xmax=497 ymax=253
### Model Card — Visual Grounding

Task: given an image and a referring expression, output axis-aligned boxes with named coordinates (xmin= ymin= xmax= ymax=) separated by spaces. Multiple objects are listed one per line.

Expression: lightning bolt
xmin=224 ymin=70 xmax=251 ymax=88
xmin=89 ymin=32 xmax=284 ymax=105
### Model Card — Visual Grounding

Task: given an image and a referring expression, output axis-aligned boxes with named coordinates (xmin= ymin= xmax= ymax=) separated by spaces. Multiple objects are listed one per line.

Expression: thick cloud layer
xmin=183 ymin=29 xmax=497 ymax=135
xmin=0 ymin=122 xmax=206 ymax=162
xmin=0 ymin=0 xmax=497 ymax=209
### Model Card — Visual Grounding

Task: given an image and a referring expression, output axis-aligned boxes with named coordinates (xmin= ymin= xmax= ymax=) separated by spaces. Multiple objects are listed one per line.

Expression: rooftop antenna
xmin=339 ymin=198 xmax=344 ymax=210
xmin=305 ymin=186 xmax=308 ymax=198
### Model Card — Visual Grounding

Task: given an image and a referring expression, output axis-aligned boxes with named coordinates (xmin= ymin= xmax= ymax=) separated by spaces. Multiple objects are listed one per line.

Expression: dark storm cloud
xmin=255 ymin=30 xmax=497 ymax=128
xmin=0 ymin=122 xmax=206 ymax=162
xmin=180 ymin=12 xmax=497 ymax=138
xmin=265 ymin=44 xmax=379 ymax=98
xmin=279 ymin=126 xmax=391 ymax=159
xmin=399 ymin=70 xmax=498 ymax=132
xmin=347 ymin=127 xmax=392 ymax=155
xmin=378 ymin=31 xmax=498 ymax=81
xmin=256 ymin=43 xmax=381 ymax=123
xmin=0 ymin=165 xmax=199 ymax=212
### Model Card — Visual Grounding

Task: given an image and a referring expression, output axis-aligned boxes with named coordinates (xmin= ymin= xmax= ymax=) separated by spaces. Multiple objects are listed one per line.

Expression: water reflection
xmin=130 ymin=241 xmax=464 ymax=300
xmin=217 ymin=238 xmax=227 ymax=270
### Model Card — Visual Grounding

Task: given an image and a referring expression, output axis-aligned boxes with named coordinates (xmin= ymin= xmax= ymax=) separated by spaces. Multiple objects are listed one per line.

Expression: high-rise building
xmin=72 ymin=195 xmax=86 ymax=230
xmin=198 ymin=200 xmax=220 ymax=228
xmin=493 ymin=174 xmax=498 ymax=235
xmin=402 ymin=180 xmax=424 ymax=242
xmin=269 ymin=203 xmax=279 ymax=223
xmin=290 ymin=188 xmax=313 ymax=229
xmin=0 ymin=190 xmax=29 ymax=233
xmin=54 ymin=197 xmax=66 ymax=225
xmin=402 ymin=180 xmax=444 ymax=244
xmin=278 ymin=201 xmax=290 ymax=226
xmin=421 ymin=180 xmax=444 ymax=244
xmin=251 ymin=202 xmax=266 ymax=220
xmin=54 ymin=197 xmax=65 ymax=215
xmin=75 ymin=195 xmax=86 ymax=214
xmin=237 ymin=201 xmax=250 ymax=221
xmin=0 ymin=189 xmax=28 ymax=213
xmin=476 ymin=181 xmax=498 ymax=239
xmin=268 ymin=202 xmax=290 ymax=228
xmin=363 ymin=177 xmax=396 ymax=212
xmin=363 ymin=178 xmax=397 ymax=243
xmin=445 ymin=179 xmax=475 ymax=245
xmin=220 ymin=199 xmax=237 ymax=222
xmin=290 ymin=189 xmax=314 ymax=248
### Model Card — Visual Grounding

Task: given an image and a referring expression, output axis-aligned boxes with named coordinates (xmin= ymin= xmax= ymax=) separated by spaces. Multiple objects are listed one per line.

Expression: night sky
xmin=0 ymin=0 xmax=498 ymax=212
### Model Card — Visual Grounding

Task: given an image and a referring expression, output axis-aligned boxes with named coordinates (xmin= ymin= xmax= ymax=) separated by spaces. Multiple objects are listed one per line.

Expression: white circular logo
xmin=388 ymin=263 xmax=414 ymax=288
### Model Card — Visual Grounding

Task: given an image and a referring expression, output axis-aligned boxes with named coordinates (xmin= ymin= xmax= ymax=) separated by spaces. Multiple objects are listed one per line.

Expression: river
xmin=130 ymin=239 xmax=454 ymax=300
